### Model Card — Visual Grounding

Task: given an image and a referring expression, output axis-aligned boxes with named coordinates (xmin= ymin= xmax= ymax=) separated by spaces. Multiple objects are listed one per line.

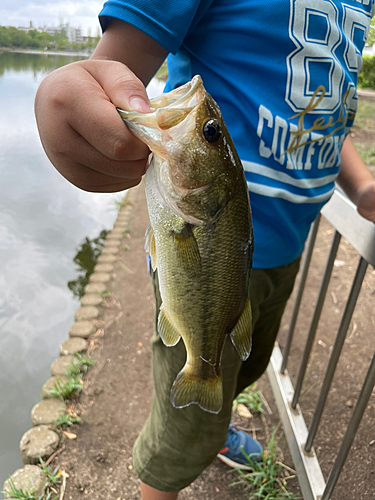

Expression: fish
xmin=118 ymin=75 xmax=253 ymax=414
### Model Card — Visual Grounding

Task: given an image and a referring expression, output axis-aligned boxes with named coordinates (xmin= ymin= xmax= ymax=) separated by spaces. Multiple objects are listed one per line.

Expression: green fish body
xmin=118 ymin=76 xmax=253 ymax=413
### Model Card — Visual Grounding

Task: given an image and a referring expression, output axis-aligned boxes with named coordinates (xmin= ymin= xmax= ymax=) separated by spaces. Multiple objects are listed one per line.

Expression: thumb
xmin=88 ymin=59 xmax=151 ymax=113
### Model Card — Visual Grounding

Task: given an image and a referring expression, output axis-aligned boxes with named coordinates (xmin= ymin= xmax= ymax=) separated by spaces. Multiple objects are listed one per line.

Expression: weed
xmin=53 ymin=410 xmax=82 ymax=429
xmin=94 ymin=289 xmax=111 ymax=298
xmin=123 ymin=228 xmax=131 ymax=235
xmin=45 ymin=375 xmax=83 ymax=400
xmin=121 ymin=244 xmax=130 ymax=251
xmin=113 ymin=197 xmax=131 ymax=211
xmin=39 ymin=459 xmax=61 ymax=487
xmin=233 ymin=384 xmax=264 ymax=415
xmin=230 ymin=428 xmax=298 ymax=500
xmin=65 ymin=352 xmax=96 ymax=378
xmin=1 ymin=478 xmax=58 ymax=500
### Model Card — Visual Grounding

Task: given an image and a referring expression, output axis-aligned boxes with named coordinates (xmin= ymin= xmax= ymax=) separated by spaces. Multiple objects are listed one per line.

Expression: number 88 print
xmin=286 ymin=0 xmax=373 ymax=115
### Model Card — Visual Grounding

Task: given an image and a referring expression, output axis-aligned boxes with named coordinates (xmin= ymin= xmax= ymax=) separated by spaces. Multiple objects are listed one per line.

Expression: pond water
xmin=0 ymin=51 xmax=165 ymax=486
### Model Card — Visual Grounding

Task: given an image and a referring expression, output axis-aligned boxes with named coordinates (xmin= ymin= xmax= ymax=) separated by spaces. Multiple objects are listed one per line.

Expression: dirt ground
xmin=49 ymin=96 xmax=375 ymax=499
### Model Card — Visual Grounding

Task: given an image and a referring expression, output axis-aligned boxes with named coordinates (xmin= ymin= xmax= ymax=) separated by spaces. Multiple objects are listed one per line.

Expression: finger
xmin=55 ymin=122 xmax=149 ymax=180
xmin=52 ymin=154 xmax=143 ymax=192
xmin=42 ymin=61 xmax=150 ymax=161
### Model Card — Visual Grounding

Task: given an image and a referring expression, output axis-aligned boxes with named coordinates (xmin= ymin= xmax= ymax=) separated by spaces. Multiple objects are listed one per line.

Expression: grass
xmin=353 ymin=143 xmax=375 ymax=165
xmin=355 ymin=98 xmax=375 ymax=125
xmin=113 ymin=196 xmax=131 ymax=211
xmin=45 ymin=375 xmax=83 ymax=400
xmin=38 ymin=460 xmax=60 ymax=488
xmin=1 ymin=479 xmax=43 ymax=500
xmin=233 ymin=384 xmax=264 ymax=415
xmin=53 ymin=410 xmax=82 ymax=429
xmin=2 ymin=459 xmax=61 ymax=500
xmin=65 ymin=352 xmax=96 ymax=378
xmin=155 ymin=60 xmax=168 ymax=81
xmin=230 ymin=428 xmax=299 ymax=500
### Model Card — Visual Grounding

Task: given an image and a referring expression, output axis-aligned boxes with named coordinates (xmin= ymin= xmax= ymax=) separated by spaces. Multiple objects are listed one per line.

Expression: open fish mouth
xmin=147 ymin=75 xmax=205 ymax=111
xmin=117 ymin=75 xmax=206 ymax=155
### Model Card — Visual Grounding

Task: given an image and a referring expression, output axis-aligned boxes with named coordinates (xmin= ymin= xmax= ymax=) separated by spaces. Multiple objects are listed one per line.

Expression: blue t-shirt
xmin=100 ymin=0 xmax=375 ymax=269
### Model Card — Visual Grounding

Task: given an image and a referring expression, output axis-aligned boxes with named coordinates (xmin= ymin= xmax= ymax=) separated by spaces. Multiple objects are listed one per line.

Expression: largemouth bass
xmin=118 ymin=75 xmax=253 ymax=414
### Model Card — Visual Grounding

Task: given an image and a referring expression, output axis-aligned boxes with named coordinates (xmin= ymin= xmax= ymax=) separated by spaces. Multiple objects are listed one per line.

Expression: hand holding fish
xmin=34 ymin=59 xmax=151 ymax=192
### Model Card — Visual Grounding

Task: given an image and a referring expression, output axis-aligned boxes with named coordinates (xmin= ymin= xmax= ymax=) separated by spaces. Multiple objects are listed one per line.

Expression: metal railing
xmin=267 ymin=189 xmax=375 ymax=500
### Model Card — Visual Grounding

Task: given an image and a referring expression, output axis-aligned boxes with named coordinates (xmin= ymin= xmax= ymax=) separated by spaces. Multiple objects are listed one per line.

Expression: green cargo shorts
xmin=132 ymin=257 xmax=301 ymax=492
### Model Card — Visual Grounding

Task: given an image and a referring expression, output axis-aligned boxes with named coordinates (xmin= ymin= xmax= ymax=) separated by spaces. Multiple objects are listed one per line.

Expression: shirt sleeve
xmin=99 ymin=0 xmax=214 ymax=54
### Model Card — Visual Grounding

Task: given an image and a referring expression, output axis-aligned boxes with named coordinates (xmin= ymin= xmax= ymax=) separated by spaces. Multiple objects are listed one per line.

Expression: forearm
xmin=337 ymin=135 xmax=375 ymax=204
xmin=337 ymin=135 xmax=375 ymax=222
xmin=91 ymin=18 xmax=167 ymax=87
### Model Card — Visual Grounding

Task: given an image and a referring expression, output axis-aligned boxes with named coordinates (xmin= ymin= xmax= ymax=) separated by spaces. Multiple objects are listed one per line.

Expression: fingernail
xmin=129 ymin=97 xmax=151 ymax=113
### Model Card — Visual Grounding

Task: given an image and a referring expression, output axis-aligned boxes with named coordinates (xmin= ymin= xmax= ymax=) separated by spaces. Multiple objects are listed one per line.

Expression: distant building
xmin=40 ymin=23 xmax=85 ymax=43
xmin=17 ymin=21 xmax=37 ymax=33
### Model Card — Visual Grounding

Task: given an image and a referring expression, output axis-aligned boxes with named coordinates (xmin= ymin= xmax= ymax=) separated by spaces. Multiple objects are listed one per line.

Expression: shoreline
xmin=0 ymin=48 xmax=92 ymax=57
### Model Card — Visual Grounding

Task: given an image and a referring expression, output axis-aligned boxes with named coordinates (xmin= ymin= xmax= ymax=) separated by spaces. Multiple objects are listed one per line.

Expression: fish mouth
xmin=117 ymin=75 xmax=205 ymax=155
xmin=148 ymin=74 xmax=204 ymax=111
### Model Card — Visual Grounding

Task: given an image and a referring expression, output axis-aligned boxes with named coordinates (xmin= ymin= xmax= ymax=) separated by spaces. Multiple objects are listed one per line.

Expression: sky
xmin=1 ymin=1 xmax=104 ymax=36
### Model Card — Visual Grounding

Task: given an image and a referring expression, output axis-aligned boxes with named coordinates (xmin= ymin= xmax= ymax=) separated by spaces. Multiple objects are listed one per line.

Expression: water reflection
xmin=0 ymin=50 xmax=85 ymax=76
xmin=0 ymin=50 xmax=165 ymax=486
xmin=68 ymin=229 xmax=109 ymax=299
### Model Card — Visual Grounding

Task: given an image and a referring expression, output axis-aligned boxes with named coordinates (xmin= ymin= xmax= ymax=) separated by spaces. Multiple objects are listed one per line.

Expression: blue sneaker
xmin=217 ymin=423 xmax=263 ymax=470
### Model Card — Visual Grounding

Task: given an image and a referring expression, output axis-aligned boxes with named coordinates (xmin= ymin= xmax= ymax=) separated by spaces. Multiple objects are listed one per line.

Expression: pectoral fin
xmin=172 ymin=224 xmax=201 ymax=272
xmin=145 ymin=224 xmax=157 ymax=271
xmin=158 ymin=304 xmax=181 ymax=346
xmin=230 ymin=298 xmax=252 ymax=361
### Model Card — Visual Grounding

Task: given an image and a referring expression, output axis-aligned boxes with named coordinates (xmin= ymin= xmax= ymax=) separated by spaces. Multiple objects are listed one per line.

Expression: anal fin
xmin=158 ymin=304 xmax=181 ymax=347
xmin=230 ymin=297 xmax=252 ymax=361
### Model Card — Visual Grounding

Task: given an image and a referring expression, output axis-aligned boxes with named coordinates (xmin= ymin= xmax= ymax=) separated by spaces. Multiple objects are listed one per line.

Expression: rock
xmin=101 ymin=247 xmax=120 ymax=255
xmin=42 ymin=375 xmax=69 ymax=398
xmin=112 ymin=224 xmax=128 ymax=231
xmin=89 ymin=272 xmax=112 ymax=283
xmin=97 ymin=254 xmax=117 ymax=264
xmin=31 ymin=399 xmax=66 ymax=426
xmin=94 ymin=263 xmax=114 ymax=273
xmin=75 ymin=306 xmax=99 ymax=321
xmin=69 ymin=320 xmax=95 ymax=338
xmin=106 ymin=233 xmax=122 ymax=241
xmin=60 ymin=337 xmax=87 ymax=356
xmin=20 ymin=425 xmax=60 ymax=465
xmin=80 ymin=293 xmax=103 ymax=307
xmin=3 ymin=465 xmax=47 ymax=499
xmin=85 ymin=281 xmax=108 ymax=293
xmin=51 ymin=354 xmax=80 ymax=376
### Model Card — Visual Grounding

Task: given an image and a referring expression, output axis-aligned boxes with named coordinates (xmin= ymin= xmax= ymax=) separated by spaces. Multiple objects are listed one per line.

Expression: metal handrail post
xmin=291 ymin=231 xmax=341 ymax=409
xmin=321 ymin=351 xmax=375 ymax=500
xmin=281 ymin=214 xmax=321 ymax=374
xmin=305 ymin=256 xmax=368 ymax=452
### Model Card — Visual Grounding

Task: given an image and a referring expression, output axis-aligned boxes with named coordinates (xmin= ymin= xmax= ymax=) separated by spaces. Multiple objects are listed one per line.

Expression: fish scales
xmin=118 ymin=75 xmax=253 ymax=413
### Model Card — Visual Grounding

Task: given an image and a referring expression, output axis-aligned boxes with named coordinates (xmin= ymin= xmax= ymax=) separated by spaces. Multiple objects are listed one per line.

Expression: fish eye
xmin=202 ymin=119 xmax=222 ymax=143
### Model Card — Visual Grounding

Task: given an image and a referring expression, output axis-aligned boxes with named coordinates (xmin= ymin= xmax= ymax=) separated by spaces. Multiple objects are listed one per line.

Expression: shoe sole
xmin=217 ymin=453 xmax=253 ymax=470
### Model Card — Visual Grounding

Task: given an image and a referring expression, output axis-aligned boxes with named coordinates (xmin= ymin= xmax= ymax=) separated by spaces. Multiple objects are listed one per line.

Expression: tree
xmin=367 ymin=18 xmax=375 ymax=47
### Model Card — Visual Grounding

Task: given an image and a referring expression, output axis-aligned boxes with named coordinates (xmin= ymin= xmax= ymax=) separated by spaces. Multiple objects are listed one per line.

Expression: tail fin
xmin=170 ymin=364 xmax=223 ymax=414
